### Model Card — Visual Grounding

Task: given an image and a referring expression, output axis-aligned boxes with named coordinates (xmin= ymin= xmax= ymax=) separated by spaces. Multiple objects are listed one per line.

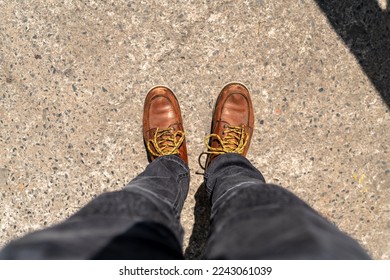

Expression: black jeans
xmin=0 ymin=154 xmax=370 ymax=259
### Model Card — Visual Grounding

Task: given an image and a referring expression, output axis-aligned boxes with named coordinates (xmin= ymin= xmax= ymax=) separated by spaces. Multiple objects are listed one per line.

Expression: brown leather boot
xmin=202 ymin=82 xmax=254 ymax=168
xmin=143 ymin=86 xmax=188 ymax=164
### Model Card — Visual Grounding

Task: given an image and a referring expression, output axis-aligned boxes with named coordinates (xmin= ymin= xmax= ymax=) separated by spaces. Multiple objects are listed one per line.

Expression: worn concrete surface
xmin=1 ymin=0 xmax=389 ymax=259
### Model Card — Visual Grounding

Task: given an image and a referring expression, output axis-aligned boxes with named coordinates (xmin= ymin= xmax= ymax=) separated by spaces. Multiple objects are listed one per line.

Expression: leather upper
xmin=206 ymin=83 xmax=254 ymax=166
xmin=143 ymin=86 xmax=188 ymax=164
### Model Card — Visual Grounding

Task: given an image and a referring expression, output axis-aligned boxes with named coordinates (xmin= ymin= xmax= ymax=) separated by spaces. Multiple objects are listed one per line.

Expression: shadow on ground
xmin=315 ymin=0 xmax=390 ymax=108
xmin=184 ymin=183 xmax=211 ymax=259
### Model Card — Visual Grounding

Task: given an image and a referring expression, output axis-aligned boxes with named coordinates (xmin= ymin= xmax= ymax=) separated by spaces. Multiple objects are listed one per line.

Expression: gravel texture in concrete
xmin=1 ymin=0 xmax=389 ymax=259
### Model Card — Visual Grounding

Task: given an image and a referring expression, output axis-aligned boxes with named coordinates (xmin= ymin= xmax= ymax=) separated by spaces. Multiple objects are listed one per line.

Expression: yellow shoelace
xmin=197 ymin=124 xmax=249 ymax=172
xmin=147 ymin=127 xmax=185 ymax=157
xmin=204 ymin=124 xmax=249 ymax=155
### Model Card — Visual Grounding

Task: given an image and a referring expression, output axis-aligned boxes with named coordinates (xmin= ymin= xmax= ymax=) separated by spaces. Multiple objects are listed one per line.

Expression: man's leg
xmin=1 ymin=85 xmax=190 ymax=259
xmin=0 ymin=155 xmax=189 ymax=259
xmin=200 ymin=83 xmax=370 ymax=259
xmin=203 ymin=153 xmax=370 ymax=259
